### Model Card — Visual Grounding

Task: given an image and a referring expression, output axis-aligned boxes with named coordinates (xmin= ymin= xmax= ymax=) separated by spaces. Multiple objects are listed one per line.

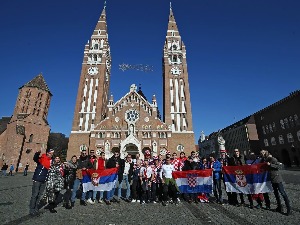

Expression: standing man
xmin=1 ymin=163 xmax=8 ymax=176
xmin=29 ymin=148 xmax=54 ymax=217
xmin=93 ymin=151 xmax=106 ymax=203
xmin=106 ymin=150 xmax=123 ymax=204
xmin=117 ymin=154 xmax=133 ymax=202
xmin=70 ymin=149 xmax=93 ymax=206
xmin=160 ymin=157 xmax=178 ymax=206
xmin=24 ymin=163 xmax=29 ymax=176
xmin=9 ymin=164 xmax=14 ymax=176
xmin=210 ymin=154 xmax=223 ymax=204
xmin=261 ymin=150 xmax=291 ymax=215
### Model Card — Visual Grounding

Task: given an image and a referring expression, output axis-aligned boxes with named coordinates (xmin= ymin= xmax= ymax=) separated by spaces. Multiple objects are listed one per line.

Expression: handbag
xmin=76 ymin=169 xmax=83 ymax=179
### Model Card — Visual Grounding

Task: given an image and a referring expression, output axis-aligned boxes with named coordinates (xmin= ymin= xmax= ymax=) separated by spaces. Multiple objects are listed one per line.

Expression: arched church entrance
xmin=281 ymin=149 xmax=291 ymax=167
xmin=125 ymin=143 xmax=139 ymax=159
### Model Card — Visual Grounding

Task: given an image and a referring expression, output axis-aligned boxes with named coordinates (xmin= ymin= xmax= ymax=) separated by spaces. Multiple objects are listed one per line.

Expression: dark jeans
xmin=141 ymin=179 xmax=151 ymax=202
xmin=151 ymin=182 xmax=157 ymax=201
xmin=29 ymin=181 xmax=46 ymax=214
xmin=48 ymin=192 xmax=60 ymax=210
xmin=24 ymin=169 xmax=28 ymax=176
xmin=64 ymin=188 xmax=72 ymax=205
xmin=162 ymin=183 xmax=177 ymax=202
xmin=272 ymin=183 xmax=290 ymax=210
xmin=213 ymin=179 xmax=222 ymax=202
xmin=131 ymin=179 xmax=141 ymax=200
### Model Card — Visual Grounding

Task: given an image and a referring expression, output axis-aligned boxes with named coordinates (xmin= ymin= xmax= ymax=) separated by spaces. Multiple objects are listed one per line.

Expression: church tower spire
xmin=68 ymin=2 xmax=111 ymax=155
xmin=162 ymin=4 xmax=195 ymax=151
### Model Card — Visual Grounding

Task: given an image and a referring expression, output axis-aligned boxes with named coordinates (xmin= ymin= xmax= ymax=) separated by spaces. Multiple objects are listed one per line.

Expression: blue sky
xmin=0 ymin=0 xmax=299 ymax=143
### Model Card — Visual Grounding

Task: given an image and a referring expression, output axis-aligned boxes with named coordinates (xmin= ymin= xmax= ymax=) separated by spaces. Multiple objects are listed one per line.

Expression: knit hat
xmin=46 ymin=149 xmax=54 ymax=153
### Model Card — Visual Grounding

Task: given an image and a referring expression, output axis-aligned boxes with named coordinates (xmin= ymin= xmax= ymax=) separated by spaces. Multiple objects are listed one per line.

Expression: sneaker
xmin=80 ymin=200 xmax=87 ymax=206
xmin=49 ymin=208 xmax=57 ymax=213
xmin=141 ymin=201 xmax=145 ymax=205
xmin=137 ymin=200 xmax=140 ymax=203
xmin=153 ymin=201 xmax=157 ymax=204
xmin=255 ymin=204 xmax=261 ymax=209
xmin=162 ymin=201 xmax=167 ymax=206
xmin=131 ymin=199 xmax=137 ymax=203
xmin=169 ymin=199 xmax=173 ymax=204
xmin=98 ymin=199 xmax=103 ymax=203
xmin=249 ymin=205 xmax=254 ymax=209
xmin=71 ymin=202 xmax=75 ymax=208
xmin=87 ymin=198 xmax=95 ymax=204
xmin=177 ymin=198 xmax=181 ymax=202
xmin=105 ymin=200 xmax=111 ymax=205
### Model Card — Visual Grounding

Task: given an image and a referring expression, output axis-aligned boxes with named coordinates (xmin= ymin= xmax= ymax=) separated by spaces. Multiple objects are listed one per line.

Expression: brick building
xmin=68 ymin=4 xmax=195 ymax=159
xmin=254 ymin=91 xmax=300 ymax=167
xmin=0 ymin=74 xmax=52 ymax=171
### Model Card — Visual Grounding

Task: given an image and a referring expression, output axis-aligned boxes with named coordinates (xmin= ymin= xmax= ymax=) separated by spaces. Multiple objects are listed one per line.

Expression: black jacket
xmin=182 ymin=160 xmax=199 ymax=171
xmin=263 ymin=156 xmax=283 ymax=183
xmin=106 ymin=156 xmax=124 ymax=182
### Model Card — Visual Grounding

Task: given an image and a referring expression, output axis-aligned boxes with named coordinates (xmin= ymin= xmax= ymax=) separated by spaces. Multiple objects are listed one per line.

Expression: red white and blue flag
xmin=82 ymin=168 xmax=118 ymax=192
xmin=172 ymin=170 xmax=213 ymax=194
xmin=223 ymin=163 xmax=273 ymax=194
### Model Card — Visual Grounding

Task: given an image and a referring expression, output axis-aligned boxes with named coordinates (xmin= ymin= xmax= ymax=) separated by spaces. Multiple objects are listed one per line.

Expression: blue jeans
xmin=71 ymin=178 xmax=86 ymax=202
xmin=92 ymin=191 xmax=103 ymax=200
xmin=118 ymin=175 xmax=130 ymax=199
xmin=1 ymin=170 xmax=6 ymax=176
xmin=106 ymin=188 xmax=115 ymax=201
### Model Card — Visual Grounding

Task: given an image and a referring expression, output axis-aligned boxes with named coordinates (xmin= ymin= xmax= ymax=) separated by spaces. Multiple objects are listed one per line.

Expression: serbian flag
xmin=223 ymin=163 xmax=273 ymax=194
xmin=82 ymin=168 xmax=118 ymax=193
xmin=172 ymin=169 xmax=213 ymax=194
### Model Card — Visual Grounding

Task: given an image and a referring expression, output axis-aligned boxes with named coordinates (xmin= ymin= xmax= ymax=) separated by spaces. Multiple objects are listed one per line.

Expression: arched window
xmin=29 ymin=134 xmax=33 ymax=143
xmin=287 ymin=133 xmax=294 ymax=143
xmin=297 ymin=130 xmax=300 ymax=141
xmin=294 ymin=114 xmax=300 ymax=126
xmin=271 ymin=137 xmax=276 ymax=146
xmin=264 ymin=139 xmax=269 ymax=147
xmin=284 ymin=118 xmax=289 ymax=129
xmin=289 ymin=116 xmax=295 ymax=127
xmin=262 ymin=126 xmax=266 ymax=134
xmin=177 ymin=144 xmax=184 ymax=152
xmin=94 ymin=44 xmax=98 ymax=49
xmin=93 ymin=54 xmax=97 ymax=61
xmin=279 ymin=135 xmax=284 ymax=144
xmin=280 ymin=119 xmax=285 ymax=129
xmin=272 ymin=122 xmax=276 ymax=132
xmin=265 ymin=125 xmax=269 ymax=133
xmin=269 ymin=124 xmax=273 ymax=133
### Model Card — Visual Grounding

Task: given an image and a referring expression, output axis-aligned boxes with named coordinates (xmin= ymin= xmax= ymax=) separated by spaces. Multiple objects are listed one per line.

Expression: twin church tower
xmin=68 ymin=3 xmax=195 ymax=159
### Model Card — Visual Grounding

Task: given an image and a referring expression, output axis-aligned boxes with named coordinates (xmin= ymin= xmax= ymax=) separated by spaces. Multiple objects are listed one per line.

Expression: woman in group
xmin=63 ymin=155 xmax=78 ymax=209
xmin=45 ymin=156 xmax=64 ymax=213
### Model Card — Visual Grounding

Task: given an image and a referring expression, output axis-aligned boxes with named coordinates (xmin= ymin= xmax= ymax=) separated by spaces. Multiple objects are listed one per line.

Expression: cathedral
xmin=67 ymin=4 xmax=195 ymax=159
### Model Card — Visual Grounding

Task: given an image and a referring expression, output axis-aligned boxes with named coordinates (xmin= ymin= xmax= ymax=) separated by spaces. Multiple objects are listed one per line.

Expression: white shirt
xmin=160 ymin=164 xmax=175 ymax=179
xmin=123 ymin=161 xmax=131 ymax=175
xmin=140 ymin=166 xmax=152 ymax=179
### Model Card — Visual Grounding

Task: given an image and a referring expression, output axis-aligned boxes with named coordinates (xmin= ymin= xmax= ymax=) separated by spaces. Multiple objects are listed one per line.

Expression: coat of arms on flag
xmin=235 ymin=170 xmax=247 ymax=187
xmin=187 ymin=173 xmax=197 ymax=188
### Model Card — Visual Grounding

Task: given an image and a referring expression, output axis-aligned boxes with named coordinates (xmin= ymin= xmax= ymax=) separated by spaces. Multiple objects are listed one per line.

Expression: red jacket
xmin=94 ymin=158 xmax=105 ymax=171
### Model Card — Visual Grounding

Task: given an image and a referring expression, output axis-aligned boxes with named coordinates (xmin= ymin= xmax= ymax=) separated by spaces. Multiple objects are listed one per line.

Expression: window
xmin=269 ymin=124 xmax=273 ymax=133
xmin=272 ymin=122 xmax=276 ymax=132
xmin=284 ymin=118 xmax=289 ymax=129
xmin=262 ymin=126 xmax=266 ymax=134
xmin=29 ymin=134 xmax=33 ymax=143
xmin=289 ymin=116 xmax=295 ymax=127
xmin=271 ymin=137 xmax=276 ymax=146
xmin=295 ymin=114 xmax=300 ymax=126
xmin=265 ymin=125 xmax=269 ymax=133
xmin=287 ymin=133 xmax=294 ymax=143
xmin=264 ymin=139 xmax=269 ymax=147
xmin=93 ymin=54 xmax=97 ymax=61
xmin=177 ymin=144 xmax=184 ymax=152
xmin=297 ymin=130 xmax=300 ymax=141
xmin=280 ymin=119 xmax=285 ymax=129
xmin=279 ymin=135 xmax=284 ymax=144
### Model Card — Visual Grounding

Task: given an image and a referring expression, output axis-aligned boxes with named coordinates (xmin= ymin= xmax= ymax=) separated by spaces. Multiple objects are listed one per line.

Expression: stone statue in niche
xmin=129 ymin=124 xmax=134 ymax=135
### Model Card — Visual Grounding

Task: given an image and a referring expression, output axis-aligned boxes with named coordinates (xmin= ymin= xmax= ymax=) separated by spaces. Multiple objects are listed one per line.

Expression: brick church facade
xmin=68 ymin=4 xmax=195 ymax=159
xmin=0 ymin=74 xmax=51 ymax=171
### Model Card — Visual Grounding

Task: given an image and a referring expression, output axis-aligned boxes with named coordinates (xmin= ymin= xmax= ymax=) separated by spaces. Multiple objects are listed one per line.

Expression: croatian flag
xmin=223 ymin=163 xmax=273 ymax=194
xmin=172 ymin=169 xmax=213 ymax=194
xmin=82 ymin=168 xmax=118 ymax=193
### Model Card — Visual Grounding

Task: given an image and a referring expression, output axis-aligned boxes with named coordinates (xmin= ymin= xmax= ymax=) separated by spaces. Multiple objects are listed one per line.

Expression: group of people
xmin=0 ymin=162 xmax=29 ymax=176
xmin=28 ymin=147 xmax=291 ymax=217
